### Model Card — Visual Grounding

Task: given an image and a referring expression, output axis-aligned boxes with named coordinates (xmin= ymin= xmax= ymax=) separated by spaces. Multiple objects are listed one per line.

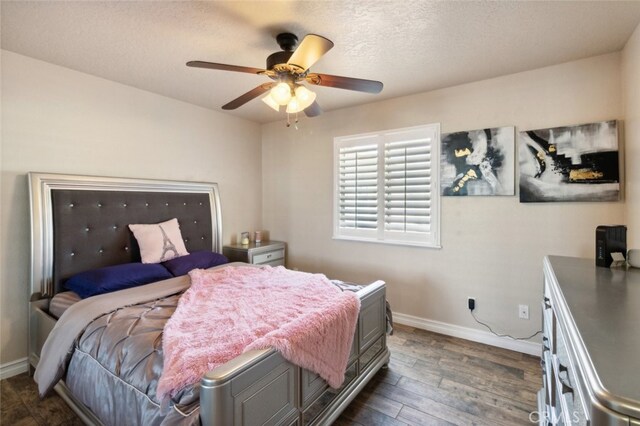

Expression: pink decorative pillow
xmin=128 ymin=218 xmax=189 ymax=264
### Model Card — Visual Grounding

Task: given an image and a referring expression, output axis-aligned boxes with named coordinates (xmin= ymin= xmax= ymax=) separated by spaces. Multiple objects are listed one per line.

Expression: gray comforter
xmin=34 ymin=265 xmax=389 ymax=426
xmin=34 ymin=272 xmax=209 ymax=425
xmin=66 ymin=291 xmax=200 ymax=425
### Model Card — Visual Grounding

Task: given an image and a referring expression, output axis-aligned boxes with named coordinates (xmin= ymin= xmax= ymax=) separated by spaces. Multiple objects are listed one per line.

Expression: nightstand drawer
xmin=262 ymin=259 xmax=285 ymax=267
xmin=223 ymin=240 xmax=286 ymax=267
xmin=254 ymin=249 xmax=285 ymax=264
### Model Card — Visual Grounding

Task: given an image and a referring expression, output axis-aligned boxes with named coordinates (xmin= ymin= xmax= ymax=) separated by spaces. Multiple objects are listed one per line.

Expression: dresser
xmin=223 ymin=240 xmax=286 ymax=266
xmin=540 ymin=256 xmax=640 ymax=425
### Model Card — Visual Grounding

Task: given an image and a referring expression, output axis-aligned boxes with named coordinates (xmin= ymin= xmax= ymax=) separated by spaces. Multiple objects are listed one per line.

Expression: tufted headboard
xmin=29 ymin=173 xmax=222 ymax=299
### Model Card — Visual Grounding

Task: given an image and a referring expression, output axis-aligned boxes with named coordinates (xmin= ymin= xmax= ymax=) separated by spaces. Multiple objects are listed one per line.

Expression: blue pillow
xmin=162 ymin=251 xmax=228 ymax=276
xmin=65 ymin=263 xmax=173 ymax=299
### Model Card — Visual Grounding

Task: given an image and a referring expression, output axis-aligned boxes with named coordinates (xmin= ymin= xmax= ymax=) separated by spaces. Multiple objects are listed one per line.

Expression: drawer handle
xmin=267 ymin=254 xmax=272 ymax=259
xmin=561 ymin=380 xmax=573 ymax=396
xmin=558 ymin=363 xmax=569 ymax=380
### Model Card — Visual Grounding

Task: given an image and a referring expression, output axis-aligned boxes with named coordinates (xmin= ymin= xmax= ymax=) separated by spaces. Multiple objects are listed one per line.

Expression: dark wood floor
xmin=1 ymin=324 xmax=540 ymax=425
xmin=336 ymin=324 xmax=540 ymax=425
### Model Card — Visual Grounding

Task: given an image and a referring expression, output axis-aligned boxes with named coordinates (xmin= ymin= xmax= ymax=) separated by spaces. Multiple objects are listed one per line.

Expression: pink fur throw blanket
xmin=156 ymin=265 xmax=360 ymax=400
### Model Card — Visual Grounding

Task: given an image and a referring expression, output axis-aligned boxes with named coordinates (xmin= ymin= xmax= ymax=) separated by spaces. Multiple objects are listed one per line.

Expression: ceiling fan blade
xmin=306 ymin=73 xmax=383 ymax=94
xmin=222 ymin=83 xmax=274 ymax=110
xmin=304 ymin=101 xmax=322 ymax=117
xmin=186 ymin=61 xmax=265 ymax=75
xmin=287 ymin=34 xmax=334 ymax=72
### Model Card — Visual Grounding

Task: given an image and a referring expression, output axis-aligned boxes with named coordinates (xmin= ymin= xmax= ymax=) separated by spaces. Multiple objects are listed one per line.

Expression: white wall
xmin=262 ymin=53 xmax=625 ymax=341
xmin=623 ymin=23 xmax=640 ymax=247
xmin=0 ymin=51 xmax=262 ymax=364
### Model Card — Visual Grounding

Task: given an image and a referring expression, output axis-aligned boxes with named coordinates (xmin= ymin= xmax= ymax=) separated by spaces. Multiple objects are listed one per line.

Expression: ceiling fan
xmin=186 ymin=32 xmax=383 ymax=118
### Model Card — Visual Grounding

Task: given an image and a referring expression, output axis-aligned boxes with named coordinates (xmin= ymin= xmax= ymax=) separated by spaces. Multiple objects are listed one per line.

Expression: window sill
xmin=332 ymin=235 xmax=441 ymax=249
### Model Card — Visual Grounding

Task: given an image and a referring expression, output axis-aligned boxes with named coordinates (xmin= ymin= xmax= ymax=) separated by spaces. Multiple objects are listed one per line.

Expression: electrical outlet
xmin=468 ymin=297 xmax=476 ymax=311
xmin=519 ymin=304 xmax=529 ymax=320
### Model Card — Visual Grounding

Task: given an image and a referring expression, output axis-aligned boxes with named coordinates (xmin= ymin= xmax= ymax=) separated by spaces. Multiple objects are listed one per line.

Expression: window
xmin=333 ymin=124 xmax=440 ymax=248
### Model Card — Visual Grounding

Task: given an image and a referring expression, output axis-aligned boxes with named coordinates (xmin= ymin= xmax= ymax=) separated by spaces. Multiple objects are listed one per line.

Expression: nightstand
xmin=223 ymin=240 xmax=286 ymax=267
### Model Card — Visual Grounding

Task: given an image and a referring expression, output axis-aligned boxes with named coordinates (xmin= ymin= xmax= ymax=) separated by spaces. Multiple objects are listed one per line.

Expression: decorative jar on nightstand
xmin=223 ymin=240 xmax=286 ymax=267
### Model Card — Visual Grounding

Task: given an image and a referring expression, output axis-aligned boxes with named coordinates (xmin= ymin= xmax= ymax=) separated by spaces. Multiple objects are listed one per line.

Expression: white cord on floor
xmin=470 ymin=311 xmax=542 ymax=341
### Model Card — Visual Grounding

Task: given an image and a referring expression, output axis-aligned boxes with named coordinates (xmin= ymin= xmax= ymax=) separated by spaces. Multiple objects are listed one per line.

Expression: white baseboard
xmin=393 ymin=312 xmax=541 ymax=357
xmin=0 ymin=357 xmax=29 ymax=380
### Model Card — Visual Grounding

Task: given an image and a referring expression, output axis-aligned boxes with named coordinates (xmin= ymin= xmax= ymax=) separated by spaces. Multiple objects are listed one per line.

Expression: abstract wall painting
xmin=441 ymin=127 xmax=515 ymax=196
xmin=519 ymin=120 xmax=619 ymax=203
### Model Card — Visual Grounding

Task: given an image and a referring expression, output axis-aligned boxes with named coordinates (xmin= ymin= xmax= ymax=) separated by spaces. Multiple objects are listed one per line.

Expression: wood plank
xmin=393 ymin=324 xmax=416 ymax=333
xmin=436 ymin=357 xmax=539 ymax=393
xmin=395 ymin=376 xmax=533 ymax=426
xmin=393 ymin=339 xmax=533 ymax=388
xmin=1 ymin=415 xmax=39 ymax=426
xmin=440 ymin=341 xmax=540 ymax=373
xmin=430 ymin=332 xmax=525 ymax=361
xmin=357 ymin=384 xmax=404 ymax=418
xmin=372 ymin=381 xmax=495 ymax=426
xmin=332 ymin=417 xmax=365 ymax=426
xmin=397 ymin=338 xmax=466 ymax=365
xmin=434 ymin=360 xmax=538 ymax=407
xmin=461 ymin=353 xmax=526 ymax=380
xmin=388 ymin=340 xmax=461 ymax=372
xmin=375 ymin=366 xmax=403 ymax=385
xmin=0 ymin=380 xmax=38 ymax=426
xmin=385 ymin=357 xmax=443 ymax=387
xmin=524 ymin=369 xmax=543 ymax=385
xmin=1 ymin=378 xmax=24 ymax=410
xmin=339 ymin=400 xmax=409 ymax=425
xmin=389 ymin=350 xmax=418 ymax=367
xmin=438 ymin=377 xmax=535 ymax=421
xmin=397 ymin=405 xmax=456 ymax=426
xmin=7 ymin=374 xmax=79 ymax=426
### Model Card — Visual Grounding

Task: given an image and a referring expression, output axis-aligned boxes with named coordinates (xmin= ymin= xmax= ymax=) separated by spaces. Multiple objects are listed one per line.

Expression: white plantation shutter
xmin=384 ymin=140 xmax=431 ymax=231
xmin=334 ymin=124 xmax=440 ymax=248
xmin=338 ymin=143 xmax=378 ymax=232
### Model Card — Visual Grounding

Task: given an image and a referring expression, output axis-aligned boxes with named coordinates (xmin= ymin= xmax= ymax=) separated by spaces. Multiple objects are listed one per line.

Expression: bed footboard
xmin=200 ymin=281 xmax=389 ymax=426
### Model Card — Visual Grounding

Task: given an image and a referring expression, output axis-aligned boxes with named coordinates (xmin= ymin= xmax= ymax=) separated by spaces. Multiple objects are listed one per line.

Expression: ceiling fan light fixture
xmin=270 ymin=82 xmax=292 ymax=105
xmin=261 ymin=94 xmax=281 ymax=111
xmin=294 ymin=85 xmax=316 ymax=110
xmin=286 ymin=96 xmax=302 ymax=114
xmin=285 ymin=85 xmax=317 ymax=114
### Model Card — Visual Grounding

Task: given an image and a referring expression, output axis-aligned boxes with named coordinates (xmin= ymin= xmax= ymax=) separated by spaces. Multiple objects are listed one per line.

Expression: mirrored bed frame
xmin=28 ymin=172 xmax=390 ymax=426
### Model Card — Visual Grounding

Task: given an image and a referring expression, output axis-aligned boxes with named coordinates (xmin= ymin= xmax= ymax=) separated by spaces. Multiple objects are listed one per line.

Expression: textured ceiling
xmin=3 ymin=1 xmax=640 ymax=124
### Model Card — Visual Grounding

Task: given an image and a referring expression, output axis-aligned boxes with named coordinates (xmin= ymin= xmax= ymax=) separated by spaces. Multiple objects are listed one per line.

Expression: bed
xmin=28 ymin=172 xmax=390 ymax=426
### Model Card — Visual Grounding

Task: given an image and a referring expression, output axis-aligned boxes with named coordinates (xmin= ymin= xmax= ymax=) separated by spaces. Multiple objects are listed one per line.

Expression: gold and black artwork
xmin=519 ymin=120 xmax=619 ymax=202
xmin=441 ymin=127 xmax=515 ymax=196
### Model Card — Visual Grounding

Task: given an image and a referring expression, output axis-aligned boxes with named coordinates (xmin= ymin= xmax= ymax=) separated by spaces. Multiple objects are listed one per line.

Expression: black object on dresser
xmin=540 ymin=256 xmax=640 ymax=426
xmin=595 ymin=225 xmax=626 ymax=267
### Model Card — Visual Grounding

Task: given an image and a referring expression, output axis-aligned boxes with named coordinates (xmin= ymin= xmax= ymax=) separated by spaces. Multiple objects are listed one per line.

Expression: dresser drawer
xmin=555 ymin=327 xmax=588 ymax=426
xmin=253 ymin=249 xmax=285 ymax=264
